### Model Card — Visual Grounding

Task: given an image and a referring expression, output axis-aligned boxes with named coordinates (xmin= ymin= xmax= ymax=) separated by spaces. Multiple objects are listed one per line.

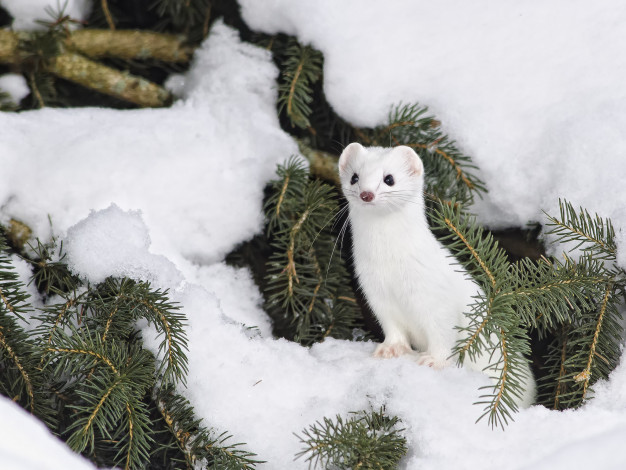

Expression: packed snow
xmin=1 ymin=2 xmax=626 ymax=470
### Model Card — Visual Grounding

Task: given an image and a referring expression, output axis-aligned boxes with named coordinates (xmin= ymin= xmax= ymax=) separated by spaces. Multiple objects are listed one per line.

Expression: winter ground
xmin=2 ymin=1 xmax=626 ymax=469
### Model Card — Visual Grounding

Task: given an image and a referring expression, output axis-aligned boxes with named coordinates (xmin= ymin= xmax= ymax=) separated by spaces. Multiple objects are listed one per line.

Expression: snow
xmin=0 ymin=395 xmax=96 ymax=470
xmin=1 ymin=2 xmax=626 ymax=470
xmin=0 ymin=0 xmax=91 ymax=30
xmin=64 ymin=204 xmax=183 ymax=288
xmin=239 ymin=0 xmax=626 ymax=240
xmin=0 ymin=74 xmax=29 ymax=104
xmin=0 ymin=21 xmax=298 ymax=266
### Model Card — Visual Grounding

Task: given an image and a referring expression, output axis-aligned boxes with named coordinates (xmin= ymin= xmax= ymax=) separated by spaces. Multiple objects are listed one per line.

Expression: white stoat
xmin=338 ymin=143 xmax=536 ymax=407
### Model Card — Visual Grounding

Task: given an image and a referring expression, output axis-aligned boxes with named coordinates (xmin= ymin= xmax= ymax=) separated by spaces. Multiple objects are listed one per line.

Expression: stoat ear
xmin=393 ymin=145 xmax=423 ymax=176
xmin=338 ymin=142 xmax=364 ymax=174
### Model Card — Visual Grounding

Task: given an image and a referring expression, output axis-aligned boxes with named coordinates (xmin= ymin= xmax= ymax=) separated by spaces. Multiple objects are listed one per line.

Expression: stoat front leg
xmin=372 ymin=316 xmax=413 ymax=358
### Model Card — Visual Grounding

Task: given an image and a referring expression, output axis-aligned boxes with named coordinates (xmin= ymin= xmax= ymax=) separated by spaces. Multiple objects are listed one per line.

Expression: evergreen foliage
xmin=277 ymin=39 xmax=323 ymax=130
xmin=0 ymin=236 xmax=50 ymax=422
xmin=431 ymin=202 xmax=533 ymax=427
xmin=358 ymin=103 xmax=486 ymax=207
xmin=2 ymin=3 xmax=626 ymax=464
xmin=0 ymin=0 xmax=210 ymax=109
xmin=0 ymin=233 xmax=259 ymax=469
xmin=538 ymin=200 xmax=625 ymax=410
xmin=263 ymin=96 xmax=626 ymax=427
xmin=155 ymin=385 xmax=261 ymax=469
xmin=261 ymin=93 xmax=623 ymax=428
xmin=263 ymin=157 xmax=364 ymax=345
xmin=429 ymin=199 xmax=625 ymax=425
xmin=295 ymin=407 xmax=407 ymax=470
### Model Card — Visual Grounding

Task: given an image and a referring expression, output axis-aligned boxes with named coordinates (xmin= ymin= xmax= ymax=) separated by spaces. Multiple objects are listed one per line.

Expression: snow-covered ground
xmin=2 ymin=1 xmax=626 ymax=469
xmin=0 ymin=396 xmax=97 ymax=470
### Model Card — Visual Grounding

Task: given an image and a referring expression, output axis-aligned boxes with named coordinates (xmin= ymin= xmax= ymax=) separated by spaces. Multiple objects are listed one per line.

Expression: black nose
xmin=360 ymin=191 xmax=374 ymax=202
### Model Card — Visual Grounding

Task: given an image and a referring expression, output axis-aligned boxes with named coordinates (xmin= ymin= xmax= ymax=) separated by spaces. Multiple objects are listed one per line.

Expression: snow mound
xmin=0 ymin=395 xmax=95 ymax=470
xmin=239 ymin=0 xmax=626 ymax=254
xmin=64 ymin=204 xmax=183 ymax=288
xmin=0 ymin=20 xmax=298 ymax=266
xmin=0 ymin=74 xmax=29 ymax=104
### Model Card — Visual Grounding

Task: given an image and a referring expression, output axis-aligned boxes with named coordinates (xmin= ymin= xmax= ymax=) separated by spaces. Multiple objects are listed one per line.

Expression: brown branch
xmin=297 ymin=139 xmax=340 ymax=185
xmin=460 ymin=296 xmax=493 ymax=356
xmin=275 ymin=175 xmax=290 ymax=218
xmin=285 ymin=209 xmax=310 ymax=296
xmin=48 ymin=52 xmax=172 ymax=107
xmin=125 ymin=403 xmax=133 ymax=470
xmin=202 ymin=4 xmax=212 ymax=38
xmin=491 ymin=329 xmax=509 ymax=421
xmin=0 ymin=29 xmax=192 ymax=107
xmin=0 ymin=30 xmax=19 ymax=64
xmin=101 ymin=304 xmax=119 ymax=344
xmin=574 ymin=282 xmax=613 ymax=399
xmin=157 ymin=400 xmax=194 ymax=466
xmin=67 ymin=30 xmax=192 ymax=62
xmin=101 ymin=0 xmax=116 ymax=30
xmin=0 ymin=327 xmax=35 ymax=412
xmin=44 ymin=298 xmax=76 ymax=349
xmin=119 ymin=295 xmax=176 ymax=373
xmin=48 ymin=346 xmax=119 ymax=375
xmin=307 ymin=249 xmax=323 ymax=313
xmin=82 ymin=378 xmax=120 ymax=439
xmin=444 ymin=217 xmax=497 ymax=288
xmin=553 ymin=325 xmax=569 ymax=410
xmin=287 ymin=57 xmax=305 ymax=122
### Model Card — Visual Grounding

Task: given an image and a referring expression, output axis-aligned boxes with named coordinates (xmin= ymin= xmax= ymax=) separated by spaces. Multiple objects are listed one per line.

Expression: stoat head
xmin=338 ymin=142 xmax=424 ymax=213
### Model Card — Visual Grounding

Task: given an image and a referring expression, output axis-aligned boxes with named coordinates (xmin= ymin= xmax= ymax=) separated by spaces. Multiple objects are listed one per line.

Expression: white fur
xmin=338 ymin=143 xmax=536 ymax=408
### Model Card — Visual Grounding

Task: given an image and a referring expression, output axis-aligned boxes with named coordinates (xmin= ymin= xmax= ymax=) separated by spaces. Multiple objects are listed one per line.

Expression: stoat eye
xmin=384 ymin=174 xmax=395 ymax=186
xmin=350 ymin=173 xmax=359 ymax=185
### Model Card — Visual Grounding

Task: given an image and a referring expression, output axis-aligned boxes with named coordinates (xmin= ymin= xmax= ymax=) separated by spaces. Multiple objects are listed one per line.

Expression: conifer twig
xmin=574 ymin=282 xmax=612 ymax=398
xmin=101 ymin=0 xmax=116 ymax=30
xmin=0 ymin=329 xmax=35 ymax=411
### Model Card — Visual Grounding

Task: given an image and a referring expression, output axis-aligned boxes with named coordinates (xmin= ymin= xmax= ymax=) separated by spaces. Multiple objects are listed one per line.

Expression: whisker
xmin=326 ymin=212 xmax=352 ymax=281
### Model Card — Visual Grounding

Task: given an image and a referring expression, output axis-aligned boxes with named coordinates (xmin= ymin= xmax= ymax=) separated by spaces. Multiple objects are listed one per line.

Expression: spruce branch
xmin=360 ymin=103 xmax=486 ymax=206
xmin=264 ymin=158 xmax=363 ymax=345
xmin=295 ymin=408 xmax=407 ymax=470
xmin=573 ymin=282 xmax=613 ymax=398
xmin=90 ymin=278 xmax=189 ymax=386
xmin=156 ymin=386 xmax=262 ymax=469
xmin=537 ymin=199 xmax=624 ymax=410
xmin=45 ymin=327 xmax=156 ymax=467
xmin=24 ymin=235 xmax=82 ymax=297
xmin=544 ymin=199 xmax=617 ymax=261
xmin=431 ymin=203 xmax=532 ymax=427
xmin=507 ymin=255 xmax=609 ymax=331
xmin=150 ymin=0 xmax=212 ymax=34
xmin=278 ymin=40 xmax=323 ymax=129
xmin=0 ymin=235 xmax=47 ymax=418
xmin=0 ymin=233 xmax=258 ymax=469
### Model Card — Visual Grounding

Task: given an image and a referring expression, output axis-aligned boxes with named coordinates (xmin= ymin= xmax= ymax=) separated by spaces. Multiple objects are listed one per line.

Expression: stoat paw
xmin=416 ymin=353 xmax=450 ymax=370
xmin=373 ymin=342 xmax=412 ymax=359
